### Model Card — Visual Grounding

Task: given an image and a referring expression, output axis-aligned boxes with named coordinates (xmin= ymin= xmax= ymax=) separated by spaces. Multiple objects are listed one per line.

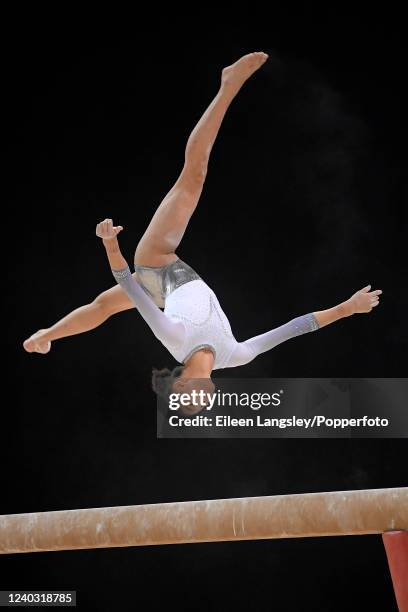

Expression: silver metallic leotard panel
xmin=133 ymin=258 xmax=201 ymax=308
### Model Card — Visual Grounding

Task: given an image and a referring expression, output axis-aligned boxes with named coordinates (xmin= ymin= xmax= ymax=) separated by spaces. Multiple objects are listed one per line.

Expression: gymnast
xmin=24 ymin=52 xmax=382 ymax=410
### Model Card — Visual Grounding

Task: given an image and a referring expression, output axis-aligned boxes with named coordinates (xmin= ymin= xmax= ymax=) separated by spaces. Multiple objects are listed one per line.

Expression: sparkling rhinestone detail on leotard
xmin=112 ymin=267 xmax=132 ymax=281
xmin=292 ymin=312 xmax=320 ymax=334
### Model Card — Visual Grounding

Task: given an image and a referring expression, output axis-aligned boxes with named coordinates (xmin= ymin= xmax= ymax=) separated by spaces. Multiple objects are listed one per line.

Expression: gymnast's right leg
xmin=134 ymin=51 xmax=269 ymax=267
xmin=23 ymin=283 xmax=135 ymax=353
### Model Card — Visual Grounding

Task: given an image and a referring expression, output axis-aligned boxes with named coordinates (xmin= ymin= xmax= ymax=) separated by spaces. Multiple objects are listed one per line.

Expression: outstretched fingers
xmin=366 ymin=288 xmax=382 ymax=309
xmin=369 ymin=288 xmax=382 ymax=307
xmin=368 ymin=289 xmax=382 ymax=308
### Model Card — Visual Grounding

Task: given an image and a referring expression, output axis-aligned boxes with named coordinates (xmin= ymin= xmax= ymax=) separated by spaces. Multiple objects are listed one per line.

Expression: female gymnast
xmin=24 ymin=52 xmax=382 ymax=411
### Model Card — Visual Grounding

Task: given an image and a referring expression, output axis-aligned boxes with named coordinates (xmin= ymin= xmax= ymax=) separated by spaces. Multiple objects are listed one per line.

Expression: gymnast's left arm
xmin=95 ymin=218 xmax=185 ymax=348
xmin=227 ymin=284 xmax=382 ymax=367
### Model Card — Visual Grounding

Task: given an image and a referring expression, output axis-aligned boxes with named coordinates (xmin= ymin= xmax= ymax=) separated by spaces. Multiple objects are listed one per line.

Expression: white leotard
xmin=112 ymin=266 xmax=319 ymax=370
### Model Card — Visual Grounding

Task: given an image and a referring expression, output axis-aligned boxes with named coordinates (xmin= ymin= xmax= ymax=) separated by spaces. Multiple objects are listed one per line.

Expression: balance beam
xmin=0 ymin=487 xmax=407 ymax=554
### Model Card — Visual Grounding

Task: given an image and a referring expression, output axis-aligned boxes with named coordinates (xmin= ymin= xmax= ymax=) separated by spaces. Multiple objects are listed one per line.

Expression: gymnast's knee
xmin=183 ymin=156 xmax=208 ymax=187
xmin=92 ymin=291 xmax=117 ymax=317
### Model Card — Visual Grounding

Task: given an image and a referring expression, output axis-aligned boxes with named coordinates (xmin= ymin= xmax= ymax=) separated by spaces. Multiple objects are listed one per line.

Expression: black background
xmin=3 ymin=8 xmax=406 ymax=611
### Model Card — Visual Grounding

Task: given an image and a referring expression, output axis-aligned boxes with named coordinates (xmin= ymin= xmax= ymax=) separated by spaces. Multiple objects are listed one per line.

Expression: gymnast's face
xmin=172 ymin=377 xmax=216 ymax=415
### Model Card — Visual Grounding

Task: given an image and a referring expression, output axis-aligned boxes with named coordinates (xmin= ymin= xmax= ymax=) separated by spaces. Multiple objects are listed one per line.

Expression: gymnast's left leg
xmin=23 ymin=283 xmax=136 ymax=353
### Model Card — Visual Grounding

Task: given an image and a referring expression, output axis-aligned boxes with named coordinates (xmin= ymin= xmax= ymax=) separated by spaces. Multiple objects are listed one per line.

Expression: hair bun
xmin=151 ymin=366 xmax=183 ymax=401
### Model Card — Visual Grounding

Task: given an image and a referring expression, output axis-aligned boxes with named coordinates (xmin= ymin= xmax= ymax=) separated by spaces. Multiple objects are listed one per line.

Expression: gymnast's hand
xmin=96 ymin=218 xmax=123 ymax=241
xmin=347 ymin=285 xmax=383 ymax=315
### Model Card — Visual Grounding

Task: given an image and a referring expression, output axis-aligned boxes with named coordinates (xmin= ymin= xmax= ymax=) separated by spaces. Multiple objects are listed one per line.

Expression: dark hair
xmin=151 ymin=366 xmax=184 ymax=402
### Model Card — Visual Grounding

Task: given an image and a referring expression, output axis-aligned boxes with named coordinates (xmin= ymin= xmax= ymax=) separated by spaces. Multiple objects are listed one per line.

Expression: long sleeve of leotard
xmin=111 ymin=266 xmax=185 ymax=349
xmin=226 ymin=313 xmax=320 ymax=368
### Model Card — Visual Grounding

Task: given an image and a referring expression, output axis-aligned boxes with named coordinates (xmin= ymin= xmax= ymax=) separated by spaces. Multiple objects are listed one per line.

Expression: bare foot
xmin=221 ymin=51 xmax=269 ymax=91
xmin=23 ymin=330 xmax=51 ymax=354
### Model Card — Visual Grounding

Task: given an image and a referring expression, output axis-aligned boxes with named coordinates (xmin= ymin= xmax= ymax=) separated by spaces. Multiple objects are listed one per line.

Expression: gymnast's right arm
xmin=96 ymin=219 xmax=185 ymax=348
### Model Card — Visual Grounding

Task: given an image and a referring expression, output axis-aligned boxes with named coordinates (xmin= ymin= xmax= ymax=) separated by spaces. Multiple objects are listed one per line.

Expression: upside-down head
xmin=152 ymin=366 xmax=215 ymax=415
